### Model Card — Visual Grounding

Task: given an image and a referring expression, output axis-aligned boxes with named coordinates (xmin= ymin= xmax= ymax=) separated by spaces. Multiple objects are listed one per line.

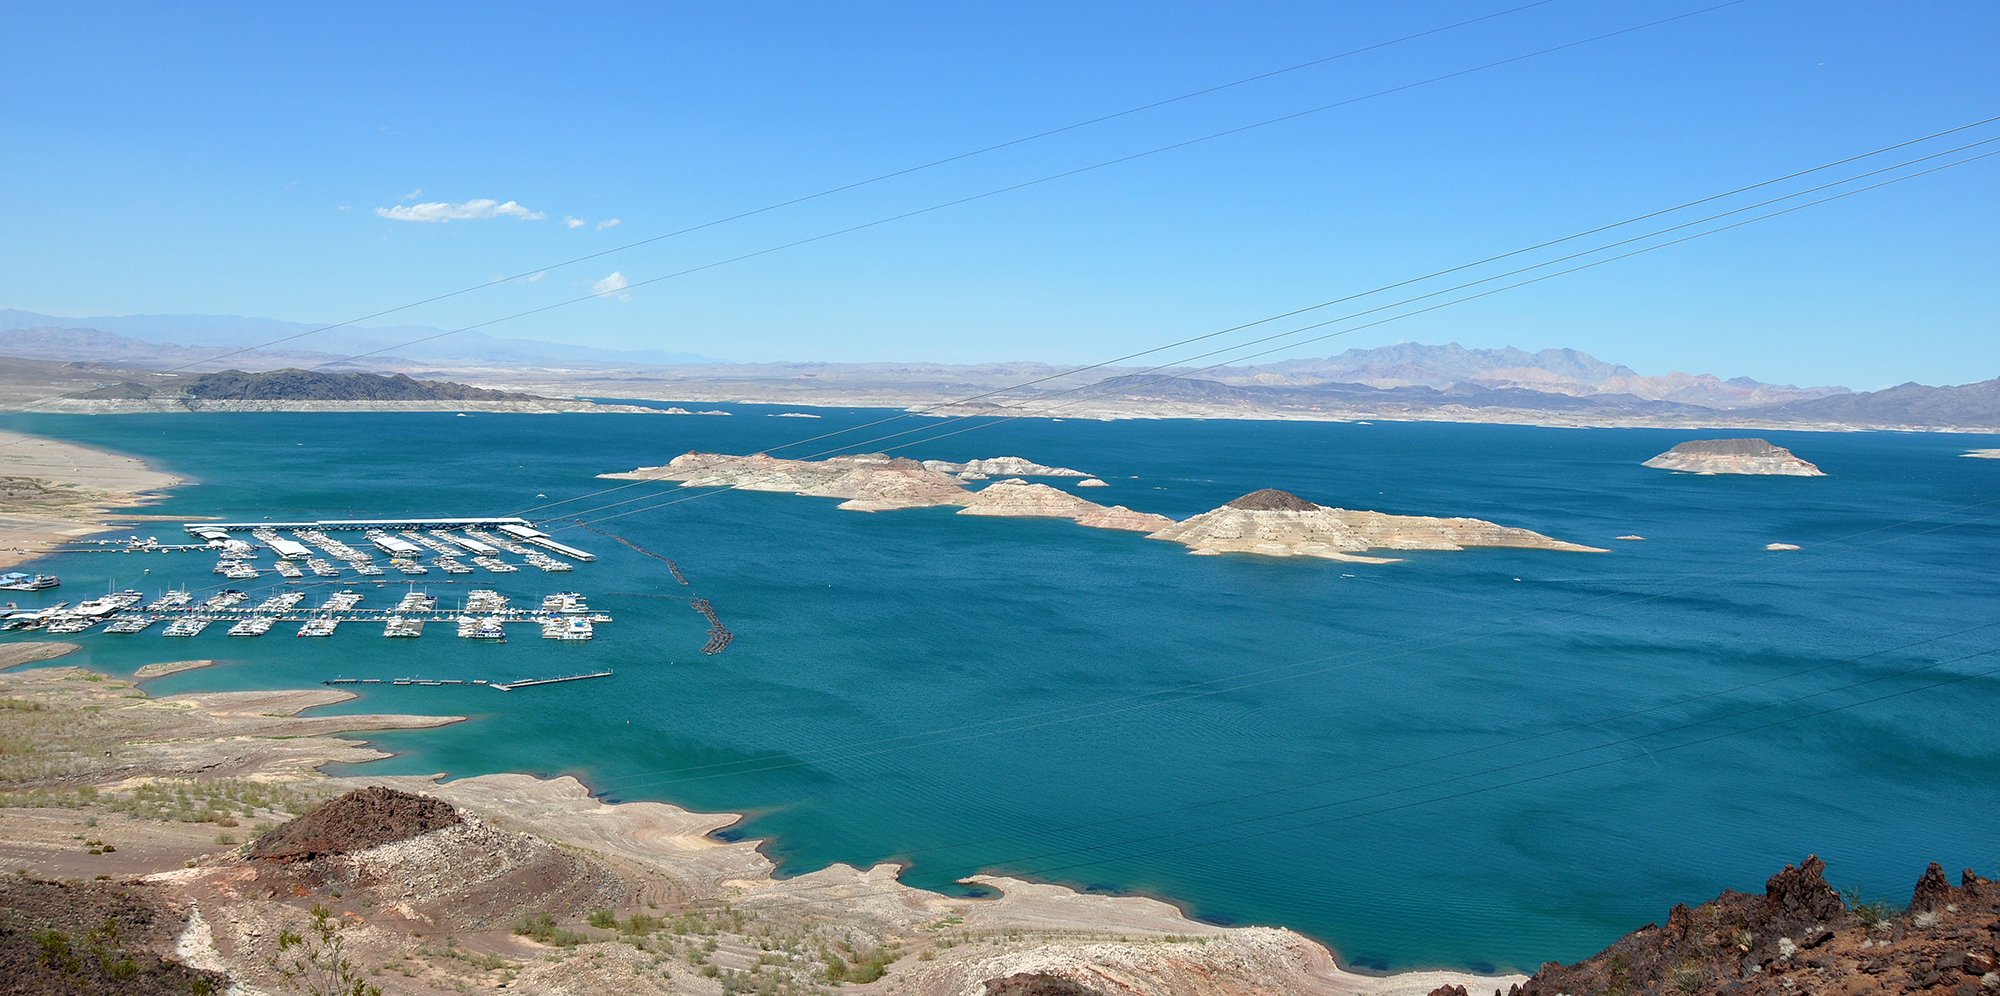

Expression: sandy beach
xmin=0 ymin=427 xmax=184 ymax=569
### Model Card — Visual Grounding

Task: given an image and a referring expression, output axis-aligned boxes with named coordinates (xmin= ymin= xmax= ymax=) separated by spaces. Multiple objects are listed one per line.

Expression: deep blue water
xmin=4 ymin=408 xmax=1998 ymax=974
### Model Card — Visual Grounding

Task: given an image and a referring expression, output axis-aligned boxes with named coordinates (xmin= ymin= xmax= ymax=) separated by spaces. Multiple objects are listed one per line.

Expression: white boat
xmin=164 ymin=618 xmax=211 ymax=637
xmin=540 ymin=616 xmax=593 ymax=641
xmin=104 ymin=615 xmax=157 ymax=634
xmin=306 ymin=558 xmax=342 ymax=577
xmin=198 ymin=590 xmax=248 ymax=611
xmin=297 ymin=617 xmax=338 ymax=637
xmin=320 ymin=591 xmax=364 ymax=611
xmin=45 ymin=616 xmax=98 ymax=634
xmin=457 ymin=615 xmax=506 ymax=640
xmin=394 ymin=591 xmax=437 ymax=613
xmin=228 ymin=617 xmax=275 ymax=636
xmin=145 ymin=591 xmax=192 ymax=611
xmin=472 ymin=556 xmax=519 ymax=573
xmin=254 ymin=592 xmax=304 ymax=613
xmin=435 ymin=557 xmax=473 ymax=574
xmin=352 ymin=561 xmax=384 ymax=576
xmin=0 ymin=573 xmax=60 ymax=591
xmin=275 ymin=560 xmax=304 ymax=578
xmin=540 ymin=592 xmax=589 ymax=613
xmin=383 ymin=616 xmax=424 ymax=638
xmin=464 ymin=589 xmax=509 ymax=612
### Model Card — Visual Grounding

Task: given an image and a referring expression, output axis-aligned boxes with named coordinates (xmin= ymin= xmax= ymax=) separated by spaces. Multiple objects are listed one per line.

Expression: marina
xmin=3 ymin=583 xmax=614 ymax=642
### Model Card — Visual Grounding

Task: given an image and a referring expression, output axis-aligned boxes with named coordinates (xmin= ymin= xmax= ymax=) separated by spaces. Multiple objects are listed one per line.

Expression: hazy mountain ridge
xmin=1200 ymin=342 xmax=1848 ymax=408
xmin=7 ymin=312 xmax=1997 ymax=430
xmin=0 ymin=309 xmax=715 ymax=368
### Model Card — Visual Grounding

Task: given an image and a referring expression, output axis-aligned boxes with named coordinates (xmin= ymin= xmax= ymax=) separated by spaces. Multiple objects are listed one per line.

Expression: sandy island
xmin=0 ymin=427 xmax=184 ymax=569
xmin=0 ymin=663 xmax=1522 ymax=996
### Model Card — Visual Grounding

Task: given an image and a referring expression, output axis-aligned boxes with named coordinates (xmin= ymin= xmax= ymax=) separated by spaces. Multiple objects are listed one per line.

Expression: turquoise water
xmin=4 ymin=409 xmax=1998 ymax=974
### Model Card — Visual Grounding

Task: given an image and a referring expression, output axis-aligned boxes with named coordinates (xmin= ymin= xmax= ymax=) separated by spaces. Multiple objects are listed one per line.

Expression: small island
xmin=1642 ymin=438 xmax=1824 ymax=476
xmin=1147 ymin=489 xmax=1606 ymax=561
xmin=601 ymin=452 xmax=1169 ymax=531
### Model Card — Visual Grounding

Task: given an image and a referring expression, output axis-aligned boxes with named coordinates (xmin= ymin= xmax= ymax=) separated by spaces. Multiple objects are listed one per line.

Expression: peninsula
xmin=0 ymin=427 xmax=183 ymax=569
xmin=1641 ymin=438 xmax=1825 ymax=476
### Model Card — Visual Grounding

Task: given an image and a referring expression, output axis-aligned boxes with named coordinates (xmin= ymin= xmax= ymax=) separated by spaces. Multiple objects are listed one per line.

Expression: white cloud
xmin=337 ymin=205 xmax=351 ymax=211
xmin=593 ymin=272 xmax=632 ymax=301
xmin=564 ymin=216 xmax=586 ymax=229
xmin=597 ymin=218 xmax=621 ymax=230
xmin=525 ymin=270 xmax=545 ymax=282
xmin=401 ymin=188 xmax=422 ymax=200
xmin=373 ymin=199 xmax=546 ymax=223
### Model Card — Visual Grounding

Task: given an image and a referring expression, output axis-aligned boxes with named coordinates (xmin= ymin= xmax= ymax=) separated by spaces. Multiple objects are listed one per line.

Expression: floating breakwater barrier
xmin=691 ymin=598 xmax=733 ymax=655
xmin=321 ymin=672 xmax=612 ymax=690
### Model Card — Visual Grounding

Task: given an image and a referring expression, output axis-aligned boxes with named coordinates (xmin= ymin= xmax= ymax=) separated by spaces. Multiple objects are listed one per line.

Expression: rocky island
xmin=602 ymin=451 xmax=1173 ymax=531
xmin=1642 ymin=438 xmax=1824 ymax=476
xmin=1148 ymin=489 xmax=1607 ymax=561
xmin=604 ymin=455 xmax=1606 ymax=559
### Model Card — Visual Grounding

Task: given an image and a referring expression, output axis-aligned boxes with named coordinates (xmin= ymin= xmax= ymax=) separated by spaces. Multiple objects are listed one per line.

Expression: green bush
xmin=587 ymin=909 xmax=617 ymax=930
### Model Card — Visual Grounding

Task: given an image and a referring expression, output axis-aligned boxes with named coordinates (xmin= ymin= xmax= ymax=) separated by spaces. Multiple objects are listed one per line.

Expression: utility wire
xmin=273 ymin=0 xmax=1751 ymax=376
xmin=139 ymin=0 xmax=1569 ymax=374
xmin=509 ymin=119 xmax=2000 ymax=520
xmin=560 ymin=143 xmax=2000 ymax=528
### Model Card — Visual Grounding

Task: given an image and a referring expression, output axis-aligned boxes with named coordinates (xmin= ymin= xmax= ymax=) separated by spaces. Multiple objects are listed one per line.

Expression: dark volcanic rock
xmin=182 ymin=368 xmax=532 ymax=401
xmin=249 ymin=786 xmax=460 ymax=862
xmin=1658 ymin=438 xmax=1787 ymax=457
xmin=983 ymin=973 xmax=1110 ymax=996
xmin=1910 ymin=862 xmax=1954 ymax=913
xmin=0 ymin=878 xmax=229 ymax=995
xmin=1511 ymin=856 xmax=2000 ymax=996
xmin=1226 ymin=488 xmax=1320 ymax=512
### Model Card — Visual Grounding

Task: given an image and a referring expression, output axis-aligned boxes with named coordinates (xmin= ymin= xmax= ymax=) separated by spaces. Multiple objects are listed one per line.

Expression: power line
xmin=561 ymin=143 xmax=2000 ymax=528
xmin=139 ymin=0 xmax=1571 ymax=375
xmin=509 ymin=116 xmax=2000 ymax=521
xmin=283 ymin=0 xmax=1752 ymax=375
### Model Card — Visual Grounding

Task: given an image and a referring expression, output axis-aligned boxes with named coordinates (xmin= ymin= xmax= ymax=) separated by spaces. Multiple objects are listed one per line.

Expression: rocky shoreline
xmin=0 ymin=661 xmax=1521 ymax=995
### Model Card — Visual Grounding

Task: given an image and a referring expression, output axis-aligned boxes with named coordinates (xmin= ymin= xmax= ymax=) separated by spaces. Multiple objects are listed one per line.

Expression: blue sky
xmin=3 ymin=1 xmax=1995 ymax=387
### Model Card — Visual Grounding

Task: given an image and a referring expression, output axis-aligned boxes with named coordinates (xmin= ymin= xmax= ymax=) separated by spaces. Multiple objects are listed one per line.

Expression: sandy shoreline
xmin=0 ymin=427 xmax=184 ymax=569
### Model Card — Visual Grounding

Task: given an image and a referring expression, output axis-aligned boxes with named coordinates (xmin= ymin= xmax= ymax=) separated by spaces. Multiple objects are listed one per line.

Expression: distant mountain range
xmin=1202 ymin=343 xmax=1849 ymax=409
xmin=4 ymin=310 xmax=1997 ymax=430
xmin=0 ymin=309 xmax=715 ymax=369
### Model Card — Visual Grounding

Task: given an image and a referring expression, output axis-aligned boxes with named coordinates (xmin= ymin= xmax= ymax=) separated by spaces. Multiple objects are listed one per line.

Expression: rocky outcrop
xmin=958 ymin=481 xmax=1175 ymax=532
xmin=604 ymin=451 xmax=972 ymax=510
xmin=984 ymin=973 xmax=1112 ymax=996
xmin=1642 ymin=439 xmax=1824 ymax=476
xmin=924 ymin=457 xmax=1090 ymax=478
xmin=249 ymin=786 xmax=460 ymax=862
xmin=1148 ymin=490 xmax=1606 ymax=561
xmin=601 ymin=452 xmax=1170 ymax=533
xmin=1510 ymin=856 xmax=2000 ymax=996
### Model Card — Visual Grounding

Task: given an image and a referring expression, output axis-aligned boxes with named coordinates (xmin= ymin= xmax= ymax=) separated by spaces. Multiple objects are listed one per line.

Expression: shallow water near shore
xmin=4 ymin=409 xmax=1998 ymax=974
